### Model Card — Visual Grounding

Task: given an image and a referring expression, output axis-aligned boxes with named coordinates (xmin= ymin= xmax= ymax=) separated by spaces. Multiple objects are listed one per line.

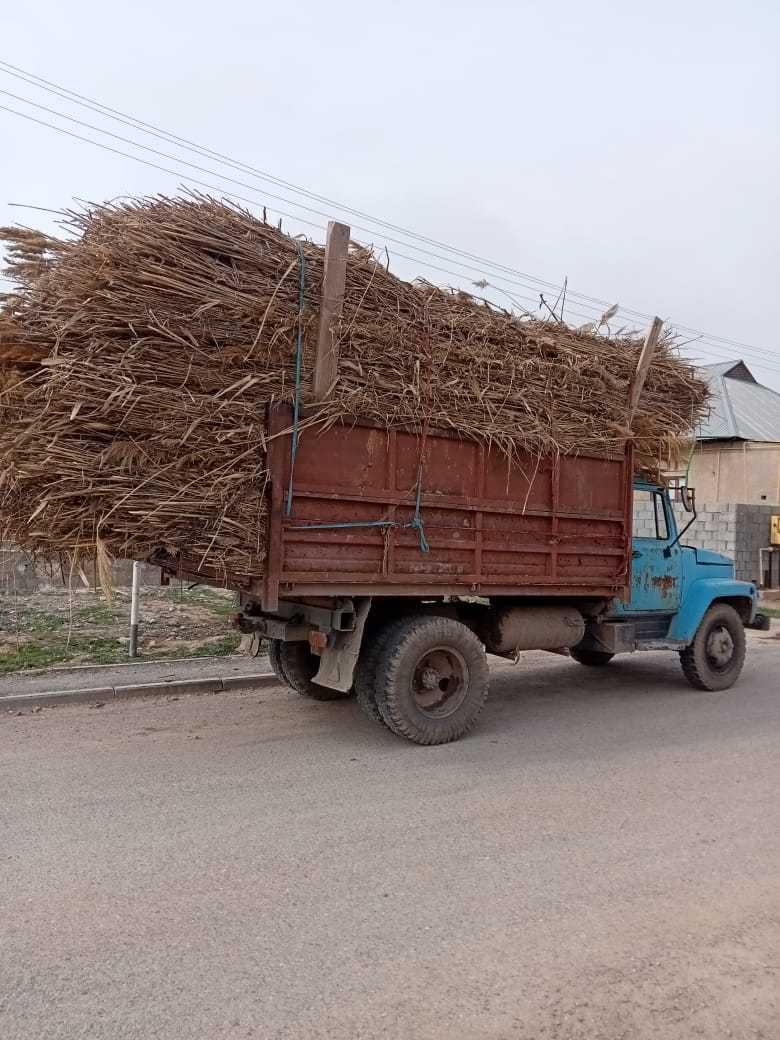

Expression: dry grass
xmin=0 ymin=193 xmax=709 ymax=584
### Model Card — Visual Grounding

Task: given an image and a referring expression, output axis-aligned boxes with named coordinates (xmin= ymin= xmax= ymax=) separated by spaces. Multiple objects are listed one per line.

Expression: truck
xmin=154 ymin=403 xmax=766 ymax=745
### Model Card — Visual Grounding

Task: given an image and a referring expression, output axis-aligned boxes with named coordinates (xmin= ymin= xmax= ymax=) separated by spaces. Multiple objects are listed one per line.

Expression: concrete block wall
xmin=633 ymin=500 xmax=776 ymax=583
xmin=734 ymin=503 xmax=777 ymax=584
xmin=0 ymin=546 xmax=162 ymax=594
xmin=631 ymin=505 xmax=659 ymax=539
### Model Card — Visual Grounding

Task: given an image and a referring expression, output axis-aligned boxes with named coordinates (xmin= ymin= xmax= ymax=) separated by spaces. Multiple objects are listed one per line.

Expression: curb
xmin=1 ymin=673 xmax=278 ymax=713
xmin=10 ymin=653 xmax=270 ymax=678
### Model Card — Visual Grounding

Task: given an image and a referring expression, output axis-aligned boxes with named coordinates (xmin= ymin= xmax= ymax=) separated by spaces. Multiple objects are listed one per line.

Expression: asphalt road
xmin=1 ymin=643 xmax=779 ymax=1040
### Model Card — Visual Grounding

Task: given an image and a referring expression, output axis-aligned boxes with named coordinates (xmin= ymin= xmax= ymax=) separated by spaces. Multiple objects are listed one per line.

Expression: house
xmin=679 ymin=360 xmax=780 ymax=504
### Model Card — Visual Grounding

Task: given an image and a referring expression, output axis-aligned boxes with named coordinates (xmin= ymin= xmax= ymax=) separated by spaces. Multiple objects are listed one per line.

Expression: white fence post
xmin=129 ymin=561 xmax=141 ymax=658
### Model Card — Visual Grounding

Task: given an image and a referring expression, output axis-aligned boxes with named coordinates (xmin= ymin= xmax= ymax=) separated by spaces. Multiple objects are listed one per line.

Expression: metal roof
xmin=697 ymin=360 xmax=780 ymax=442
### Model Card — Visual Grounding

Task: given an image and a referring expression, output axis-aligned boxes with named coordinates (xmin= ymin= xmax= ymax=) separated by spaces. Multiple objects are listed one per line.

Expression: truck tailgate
xmin=252 ymin=404 xmax=632 ymax=609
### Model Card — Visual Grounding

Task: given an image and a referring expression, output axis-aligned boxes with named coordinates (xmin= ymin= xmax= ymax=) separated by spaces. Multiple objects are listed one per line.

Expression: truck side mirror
xmin=665 ymin=485 xmax=697 ymax=555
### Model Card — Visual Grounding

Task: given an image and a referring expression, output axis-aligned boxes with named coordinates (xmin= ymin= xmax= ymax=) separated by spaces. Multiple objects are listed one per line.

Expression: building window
xmin=666 ymin=475 xmax=686 ymax=502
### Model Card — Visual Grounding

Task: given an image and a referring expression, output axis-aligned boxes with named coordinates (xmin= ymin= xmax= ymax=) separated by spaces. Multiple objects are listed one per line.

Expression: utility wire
xmin=2 ymin=58 xmax=778 ymax=363
xmin=0 ymin=97 xmax=605 ymax=326
xmin=3 ymin=101 xmax=780 ymax=373
xmin=0 ymin=103 xmax=602 ymax=329
xmin=0 ymin=103 xmax=326 ymax=233
xmin=2 ymin=83 xmax=779 ymax=374
xmin=0 ymin=90 xmax=767 ymax=350
xmin=0 ymin=86 xmax=616 ymax=321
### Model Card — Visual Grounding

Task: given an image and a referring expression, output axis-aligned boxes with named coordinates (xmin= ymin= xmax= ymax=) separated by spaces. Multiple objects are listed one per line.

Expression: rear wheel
xmin=354 ymin=622 xmax=400 ymax=726
xmin=277 ymin=641 xmax=351 ymax=701
xmin=268 ymin=639 xmax=291 ymax=687
xmin=679 ymin=603 xmax=745 ymax=691
xmin=570 ymin=647 xmax=615 ymax=667
xmin=374 ymin=616 xmax=489 ymax=745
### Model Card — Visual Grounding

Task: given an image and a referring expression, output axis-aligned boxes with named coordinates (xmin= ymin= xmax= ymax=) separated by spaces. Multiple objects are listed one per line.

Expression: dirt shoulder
xmin=0 ymin=584 xmax=241 ymax=674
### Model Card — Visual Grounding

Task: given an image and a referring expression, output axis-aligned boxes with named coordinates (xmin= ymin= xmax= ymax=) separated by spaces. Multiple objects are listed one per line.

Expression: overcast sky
xmin=2 ymin=0 xmax=779 ymax=386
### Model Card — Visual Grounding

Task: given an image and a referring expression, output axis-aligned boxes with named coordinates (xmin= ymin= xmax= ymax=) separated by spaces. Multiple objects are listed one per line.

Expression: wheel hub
xmin=706 ymin=625 xmax=734 ymax=668
xmin=420 ymin=667 xmax=441 ymax=690
xmin=412 ymin=647 xmax=469 ymax=718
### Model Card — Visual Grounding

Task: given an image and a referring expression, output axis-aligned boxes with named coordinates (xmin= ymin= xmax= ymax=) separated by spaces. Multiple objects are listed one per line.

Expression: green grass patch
xmin=73 ymin=604 xmax=117 ymax=625
xmin=0 ymin=644 xmax=72 ymax=674
xmin=153 ymin=634 xmax=241 ymax=660
xmin=5 ymin=609 xmax=68 ymax=635
xmin=0 ymin=588 xmax=240 ymax=674
xmin=0 ymin=635 xmax=128 ymax=674
xmin=162 ymin=585 xmax=237 ymax=618
xmin=761 ymin=606 xmax=780 ymax=619
xmin=75 ymin=637 xmax=128 ymax=664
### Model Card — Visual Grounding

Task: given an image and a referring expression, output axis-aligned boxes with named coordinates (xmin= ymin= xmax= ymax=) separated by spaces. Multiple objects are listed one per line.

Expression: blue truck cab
xmin=572 ymin=481 xmax=764 ymax=690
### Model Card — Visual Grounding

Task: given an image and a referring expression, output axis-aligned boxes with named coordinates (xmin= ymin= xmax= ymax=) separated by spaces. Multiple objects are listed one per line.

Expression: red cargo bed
xmin=247 ymin=404 xmax=632 ymax=609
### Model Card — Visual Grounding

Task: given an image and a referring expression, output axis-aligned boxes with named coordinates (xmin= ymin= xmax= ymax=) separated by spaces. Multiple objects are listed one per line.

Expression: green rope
xmin=683 ymin=434 xmax=698 ymax=485
xmin=282 ymin=241 xmax=429 ymax=552
xmin=285 ymin=241 xmax=306 ymax=517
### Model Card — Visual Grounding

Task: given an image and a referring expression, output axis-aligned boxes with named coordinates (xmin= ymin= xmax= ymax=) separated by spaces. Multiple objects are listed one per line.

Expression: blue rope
xmin=288 ymin=475 xmax=430 ymax=553
xmin=290 ymin=515 xmax=429 ymax=552
xmin=408 ymin=478 xmax=430 ymax=553
xmin=291 ymin=520 xmax=395 ymax=531
xmin=285 ymin=241 xmax=306 ymax=516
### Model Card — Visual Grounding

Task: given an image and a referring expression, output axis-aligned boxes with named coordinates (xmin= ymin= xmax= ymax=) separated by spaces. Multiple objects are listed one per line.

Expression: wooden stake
xmin=627 ymin=316 xmax=664 ymax=428
xmin=312 ymin=220 xmax=350 ymax=400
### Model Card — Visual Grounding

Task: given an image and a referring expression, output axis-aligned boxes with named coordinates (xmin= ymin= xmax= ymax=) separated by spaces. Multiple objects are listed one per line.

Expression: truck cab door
xmin=627 ymin=487 xmax=682 ymax=613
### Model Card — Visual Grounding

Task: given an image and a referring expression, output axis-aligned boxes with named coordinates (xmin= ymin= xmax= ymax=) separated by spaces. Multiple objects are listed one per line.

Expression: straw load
xmin=0 ymin=194 xmax=709 ymax=584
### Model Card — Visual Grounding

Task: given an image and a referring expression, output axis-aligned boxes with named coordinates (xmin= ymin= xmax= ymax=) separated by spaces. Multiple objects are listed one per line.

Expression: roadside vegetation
xmin=0 ymin=584 xmax=240 ymax=674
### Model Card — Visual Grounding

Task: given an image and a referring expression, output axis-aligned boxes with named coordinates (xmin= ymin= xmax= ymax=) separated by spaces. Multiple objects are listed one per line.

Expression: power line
xmin=1 ymin=60 xmax=581 ymax=292
xmin=2 ymin=86 xmax=779 ymax=375
xmin=0 ymin=102 xmax=597 ymax=327
xmin=0 ymin=85 xmax=616 ymax=321
xmin=2 ymin=57 xmax=778 ymax=363
xmin=0 ymin=89 xmax=768 ymax=351
xmin=0 ymin=104 xmax=583 ymax=323
xmin=0 ymin=103 xmax=326 ymax=233
xmin=4 ymin=101 xmax=780 ymax=373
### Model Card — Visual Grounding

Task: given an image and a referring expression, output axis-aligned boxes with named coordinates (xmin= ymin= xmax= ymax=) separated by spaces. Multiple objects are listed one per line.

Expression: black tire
xmin=570 ymin=647 xmax=615 ymax=667
xmin=374 ymin=615 xmax=490 ymax=745
xmin=277 ymin=641 xmax=351 ymax=701
xmin=268 ymin=639 xmax=292 ymax=688
xmin=353 ymin=616 xmax=424 ymax=726
xmin=679 ymin=603 xmax=746 ymax=691
xmin=354 ymin=625 xmax=395 ymax=726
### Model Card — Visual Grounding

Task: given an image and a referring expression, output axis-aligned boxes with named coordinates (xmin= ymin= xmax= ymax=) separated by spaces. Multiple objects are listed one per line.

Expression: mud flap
xmin=313 ymin=598 xmax=372 ymax=692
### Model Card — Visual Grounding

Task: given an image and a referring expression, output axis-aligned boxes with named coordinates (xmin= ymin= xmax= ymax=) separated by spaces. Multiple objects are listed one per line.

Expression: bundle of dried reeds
xmin=0 ymin=194 xmax=709 ymax=582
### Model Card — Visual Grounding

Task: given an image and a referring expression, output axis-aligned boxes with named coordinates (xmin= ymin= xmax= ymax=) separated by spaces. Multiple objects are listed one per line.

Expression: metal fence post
xmin=129 ymin=561 xmax=140 ymax=658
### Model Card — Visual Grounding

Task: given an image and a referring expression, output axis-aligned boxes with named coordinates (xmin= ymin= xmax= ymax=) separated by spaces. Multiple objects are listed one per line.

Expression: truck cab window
xmin=633 ymin=489 xmax=669 ymax=541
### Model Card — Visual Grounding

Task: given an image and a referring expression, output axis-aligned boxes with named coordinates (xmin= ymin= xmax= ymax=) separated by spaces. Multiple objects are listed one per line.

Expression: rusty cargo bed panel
xmin=239 ymin=404 xmax=632 ymax=609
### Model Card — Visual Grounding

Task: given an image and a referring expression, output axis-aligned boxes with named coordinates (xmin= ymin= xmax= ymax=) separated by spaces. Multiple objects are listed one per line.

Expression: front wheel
xmin=374 ymin=616 xmax=489 ymax=745
xmin=679 ymin=603 xmax=746 ymax=691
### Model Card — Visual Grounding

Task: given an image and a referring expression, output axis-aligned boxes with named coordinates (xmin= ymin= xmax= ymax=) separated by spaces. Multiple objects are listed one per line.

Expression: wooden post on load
xmin=312 ymin=220 xmax=350 ymax=400
xmin=627 ymin=316 xmax=664 ymax=428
